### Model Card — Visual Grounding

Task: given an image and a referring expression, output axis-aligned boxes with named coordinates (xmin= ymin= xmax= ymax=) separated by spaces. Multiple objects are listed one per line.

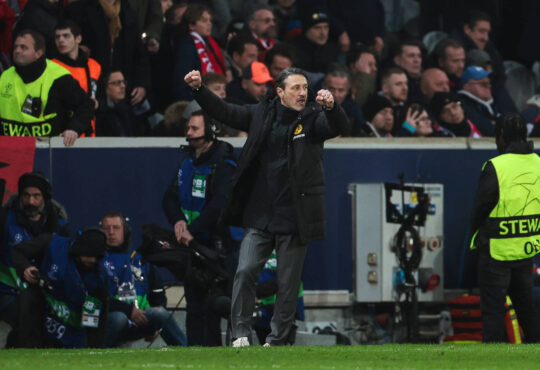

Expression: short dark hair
xmin=394 ymin=39 xmax=424 ymax=59
xmin=464 ymin=10 xmax=492 ymax=29
xmin=434 ymin=39 xmax=464 ymax=62
xmin=182 ymin=3 xmax=212 ymax=26
xmin=265 ymin=43 xmax=294 ymax=66
xmin=55 ymin=20 xmax=82 ymax=38
xmin=495 ymin=112 xmax=527 ymax=144
xmin=275 ymin=67 xmax=308 ymax=90
xmin=202 ymin=72 xmax=227 ymax=86
xmin=381 ymin=67 xmax=406 ymax=84
xmin=324 ymin=63 xmax=351 ymax=84
xmin=346 ymin=45 xmax=376 ymax=68
xmin=227 ymin=34 xmax=258 ymax=57
xmin=15 ymin=29 xmax=46 ymax=53
xmin=247 ymin=3 xmax=273 ymax=22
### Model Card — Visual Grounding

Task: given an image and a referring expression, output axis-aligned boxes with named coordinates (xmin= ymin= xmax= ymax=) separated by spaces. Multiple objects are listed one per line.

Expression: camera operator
xmin=11 ymin=229 xmax=109 ymax=348
xmin=162 ymin=110 xmax=240 ymax=346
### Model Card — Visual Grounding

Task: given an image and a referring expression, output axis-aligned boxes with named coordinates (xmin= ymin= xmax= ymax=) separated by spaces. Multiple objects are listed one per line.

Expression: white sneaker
xmin=263 ymin=343 xmax=271 ymax=347
xmin=232 ymin=337 xmax=250 ymax=347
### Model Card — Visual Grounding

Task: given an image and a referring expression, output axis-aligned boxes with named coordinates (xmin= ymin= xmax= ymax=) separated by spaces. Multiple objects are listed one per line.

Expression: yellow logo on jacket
xmin=294 ymin=124 xmax=303 ymax=135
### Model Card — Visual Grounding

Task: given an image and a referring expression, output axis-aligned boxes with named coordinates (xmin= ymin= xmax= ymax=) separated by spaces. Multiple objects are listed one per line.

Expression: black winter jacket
xmin=193 ymin=85 xmax=350 ymax=244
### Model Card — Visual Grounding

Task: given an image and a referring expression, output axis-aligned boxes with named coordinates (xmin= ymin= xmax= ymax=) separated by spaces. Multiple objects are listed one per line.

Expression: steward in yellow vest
xmin=0 ymin=30 xmax=93 ymax=146
xmin=470 ymin=112 xmax=540 ymax=343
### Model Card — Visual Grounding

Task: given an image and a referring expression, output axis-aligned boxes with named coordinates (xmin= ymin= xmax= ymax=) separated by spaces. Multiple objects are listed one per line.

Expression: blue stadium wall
xmin=33 ymin=137 xmax=508 ymax=291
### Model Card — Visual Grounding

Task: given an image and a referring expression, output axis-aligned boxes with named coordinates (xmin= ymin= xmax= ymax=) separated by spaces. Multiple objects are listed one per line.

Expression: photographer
xmin=162 ymin=110 xmax=239 ymax=346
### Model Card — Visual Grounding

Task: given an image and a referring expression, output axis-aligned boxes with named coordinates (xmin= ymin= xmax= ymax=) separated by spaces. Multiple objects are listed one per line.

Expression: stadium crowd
xmin=0 ymin=0 xmax=539 ymax=144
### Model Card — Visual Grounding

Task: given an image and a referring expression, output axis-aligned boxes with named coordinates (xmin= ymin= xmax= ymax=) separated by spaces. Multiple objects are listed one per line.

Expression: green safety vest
xmin=470 ymin=152 xmax=540 ymax=260
xmin=0 ymin=59 xmax=70 ymax=137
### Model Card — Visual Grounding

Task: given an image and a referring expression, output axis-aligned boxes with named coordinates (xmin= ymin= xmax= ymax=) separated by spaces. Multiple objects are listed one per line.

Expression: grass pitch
xmin=2 ymin=344 xmax=540 ymax=369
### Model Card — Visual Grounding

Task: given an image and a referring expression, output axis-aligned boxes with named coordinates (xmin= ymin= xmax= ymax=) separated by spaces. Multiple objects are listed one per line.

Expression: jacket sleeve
xmin=310 ymin=103 xmax=351 ymax=142
xmin=188 ymin=158 xmax=236 ymax=236
xmin=470 ymin=161 xmax=499 ymax=234
xmin=162 ymin=172 xmax=188 ymax=226
xmin=172 ymin=37 xmax=201 ymax=101
xmin=193 ymin=85 xmax=253 ymax=132
xmin=12 ymin=233 xmax=53 ymax=278
xmin=49 ymin=75 xmax=94 ymax=135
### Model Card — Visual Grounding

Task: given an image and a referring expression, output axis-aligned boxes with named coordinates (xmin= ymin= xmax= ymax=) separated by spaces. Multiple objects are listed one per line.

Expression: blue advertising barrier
xmin=32 ymin=137 xmax=507 ymax=292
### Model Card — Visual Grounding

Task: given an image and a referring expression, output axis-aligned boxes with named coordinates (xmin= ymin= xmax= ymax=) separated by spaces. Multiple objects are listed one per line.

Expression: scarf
xmin=190 ymin=32 xmax=225 ymax=75
xmin=99 ymin=0 xmax=122 ymax=44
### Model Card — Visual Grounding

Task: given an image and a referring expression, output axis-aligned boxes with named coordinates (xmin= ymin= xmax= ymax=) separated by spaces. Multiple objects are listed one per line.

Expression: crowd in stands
xmin=0 ymin=0 xmax=540 ymax=143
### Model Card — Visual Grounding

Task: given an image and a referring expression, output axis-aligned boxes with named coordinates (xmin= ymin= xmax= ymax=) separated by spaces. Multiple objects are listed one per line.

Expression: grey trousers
xmin=230 ymin=228 xmax=307 ymax=345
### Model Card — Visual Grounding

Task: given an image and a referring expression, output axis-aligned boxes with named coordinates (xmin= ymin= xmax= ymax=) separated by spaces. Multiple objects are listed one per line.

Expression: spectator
xmin=430 ymin=92 xmax=482 ymax=137
xmin=241 ymin=4 xmax=277 ymax=61
xmin=272 ymin=0 xmax=301 ymax=40
xmin=162 ymin=110 xmax=239 ymax=346
xmin=96 ymin=70 xmax=150 ymax=136
xmin=101 ymin=211 xmax=188 ymax=347
xmin=458 ymin=66 xmax=499 ymax=136
xmin=65 ymin=0 xmax=151 ymax=107
xmin=419 ymin=68 xmax=450 ymax=102
xmin=0 ymin=29 xmax=93 ymax=146
xmin=153 ymin=100 xmax=189 ymax=137
xmin=347 ymin=45 xmax=377 ymax=108
xmin=228 ymin=61 xmax=273 ymax=105
xmin=13 ymin=0 xmax=64 ymax=57
xmin=381 ymin=67 xmax=408 ymax=106
xmin=395 ymin=103 xmax=438 ymax=137
xmin=172 ymin=3 xmax=226 ymax=101
xmin=12 ymin=229 xmax=109 ymax=348
xmin=393 ymin=39 xmax=424 ymax=103
xmin=264 ymin=44 xmax=294 ymax=80
xmin=322 ymin=65 xmax=364 ymax=136
xmin=52 ymin=20 xmax=102 ymax=137
xmin=360 ymin=94 xmax=394 ymax=137
xmin=0 ymin=172 xmax=69 ymax=348
xmin=451 ymin=10 xmax=516 ymax=113
xmin=226 ymin=35 xmax=259 ymax=83
xmin=434 ymin=39 xmax=466 ymax=91
xmin=285 ymin=10 xmax=339 ymax=74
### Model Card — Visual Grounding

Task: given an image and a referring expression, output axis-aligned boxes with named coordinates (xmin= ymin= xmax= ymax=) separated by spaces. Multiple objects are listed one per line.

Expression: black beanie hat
xmin=429 ymin=92 xmax=460 ymax=118
xmin=70 ymin=228 xmax=107 ymax=258
xmin=18 ymin=172 xmax=52 ymax=200
xmin=363 ymin=95 xmax=393 ymax=122
xmin=302 ymin=11 xmax=329 ymax=32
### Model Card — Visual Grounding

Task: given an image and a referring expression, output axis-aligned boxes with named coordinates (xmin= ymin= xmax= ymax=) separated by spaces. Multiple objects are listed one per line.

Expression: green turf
xmin=2 ymin=344 xmax=540 ymax=369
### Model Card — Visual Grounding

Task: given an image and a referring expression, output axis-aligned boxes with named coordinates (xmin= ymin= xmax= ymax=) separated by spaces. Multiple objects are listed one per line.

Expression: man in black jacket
xmin=184 ymin=66 xmax=350 ymax=346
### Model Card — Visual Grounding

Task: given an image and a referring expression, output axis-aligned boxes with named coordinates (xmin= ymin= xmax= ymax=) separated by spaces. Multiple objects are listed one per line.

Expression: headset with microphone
xmin=185 ymin=110 xmax=217 ymax=143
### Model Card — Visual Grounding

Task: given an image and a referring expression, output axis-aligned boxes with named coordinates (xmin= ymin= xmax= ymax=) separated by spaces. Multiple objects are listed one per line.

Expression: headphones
xmin=100 ymin=211 xmax=131 ymax=246
xmin=204 ymin=116 xmax=217 ymax=141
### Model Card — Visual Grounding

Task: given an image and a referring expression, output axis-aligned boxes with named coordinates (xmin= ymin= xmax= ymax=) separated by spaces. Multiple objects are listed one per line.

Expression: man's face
xmin=13 ymin=35 xmax=43 ymax=67
xmin=269 ymin=55 xmax=292 ymax=79
xmin=55 ymin=28 xmax=81 ymax=57
xmin=277 ymin=74 xmax=308 ymax=111
xmin=439 ymin=101 xmax=464 ymax=124
xmin=233 ymin=43 xmax=258 ymax=70
xmin=383 ymin=73 xmax=408 ymax=104
xmin=106 ymin=72 xmax=126 ymax=103
xmin=324 ymin=75 xmax=349 ymax=105
xmin=420 ymin=69 xmax=450 ymax=100
xmin=242 ymin=79 xmax=268 ymax=101
xmin=464 ymin=76 xmax=492 ymax=101
xmin=101 ymin=216 xmax=125 ymax=247
xmin=250 ymin=9 xmax=277 ymax=39
xmin=439 ymin=46 xmax=465 ymax=78
xmin=189 ymin=10 xmax=212 ymax=37
xmin=464 ymin=20 xmax=491 ymax=50
xmin=372 ymin=107 xmax=394 ymax=132
xmin=186 ymin=114 xmax=207 ymax=148
xmin=207 ymin=82 xmax=226 ymax=99
xmin=305 ymin=22 xmax=329 ymax=46
xmin=353 ymin=52 xmax=377 ymax=77
xmin=20 ymin=186 xmax=44 ymax=217
xmin=394 ymin=45 xmax=422 ymax=77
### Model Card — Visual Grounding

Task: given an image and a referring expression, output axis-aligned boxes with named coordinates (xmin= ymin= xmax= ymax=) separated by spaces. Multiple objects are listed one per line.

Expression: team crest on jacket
xmin=294 ymin=124 xmax=303 ymax=135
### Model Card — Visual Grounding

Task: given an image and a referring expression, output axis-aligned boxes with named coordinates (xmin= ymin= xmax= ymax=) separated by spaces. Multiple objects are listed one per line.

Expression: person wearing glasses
xmin=241 ymin=4 xmax=278 ymax=61
xmin=95 ymin=70 xmax=150 ymax=136
xmin=458 ymin=66 xmax=500 ymax=137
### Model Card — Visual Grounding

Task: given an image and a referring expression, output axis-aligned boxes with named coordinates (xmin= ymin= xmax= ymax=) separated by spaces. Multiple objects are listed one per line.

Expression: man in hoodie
xmin=162 ymin=109 xmax=240 ymax=346
xmin=0 ymin=29 xmax=93 ymax=146
xmin=52 ymin=20 xmax=101 ymax=137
